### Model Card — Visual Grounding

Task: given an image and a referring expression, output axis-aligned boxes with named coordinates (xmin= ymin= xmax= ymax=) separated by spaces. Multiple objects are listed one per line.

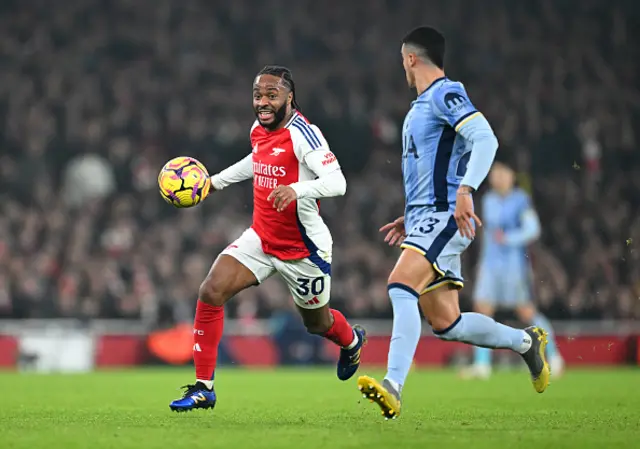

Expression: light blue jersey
xmin=473 ymin=188 xmax=541 ymax=305
xmin=400 ymin=77 xmax=499 ymax=293
xmin=403 ymin=77 xmax=483 ymax=229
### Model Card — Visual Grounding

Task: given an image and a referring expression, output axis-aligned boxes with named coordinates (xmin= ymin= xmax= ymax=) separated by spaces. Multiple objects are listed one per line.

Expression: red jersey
xmin=249 ymin=111 xmax=338 ymax=261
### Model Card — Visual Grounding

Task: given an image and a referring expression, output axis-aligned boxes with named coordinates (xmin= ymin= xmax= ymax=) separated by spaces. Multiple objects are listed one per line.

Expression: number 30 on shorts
xmin=296 ymin=277 xmax=325 ymax=296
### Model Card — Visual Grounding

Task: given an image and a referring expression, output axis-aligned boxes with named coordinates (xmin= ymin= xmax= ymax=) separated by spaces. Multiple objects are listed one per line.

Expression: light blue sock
xmin=384 ymin=284 xmax=422 ymax=388
xmin=532 ymin=313 xmax=559 ymax=358
xmin=474 ymin=346 xmax=492 ymax=366
xmin=435 ymin=312 xmax=531 ymax=353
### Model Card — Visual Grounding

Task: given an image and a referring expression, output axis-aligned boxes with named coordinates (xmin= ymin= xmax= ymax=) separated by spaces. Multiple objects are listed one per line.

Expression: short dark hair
xmin=402 ymin=27 xmax=445 ymax=69
xmin=256 ymin=65 xmax=300 ymax=111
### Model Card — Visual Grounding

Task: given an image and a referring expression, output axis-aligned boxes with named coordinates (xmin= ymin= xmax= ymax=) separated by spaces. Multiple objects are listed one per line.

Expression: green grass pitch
xmin=1 ymin=368 xmax=638 ymax=449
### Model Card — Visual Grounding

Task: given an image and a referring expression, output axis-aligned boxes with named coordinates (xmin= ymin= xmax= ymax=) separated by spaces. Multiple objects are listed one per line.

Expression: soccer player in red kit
xmin=170 ymin=66 xmax=366 ymax=412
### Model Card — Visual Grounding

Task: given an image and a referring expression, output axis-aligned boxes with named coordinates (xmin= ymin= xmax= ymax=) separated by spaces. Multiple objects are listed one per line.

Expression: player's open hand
xmin=454 ymin=188 xmax=482 ymax=239
xmin=379 ymin=216 xmax=406 ymax=246
xmin=268 ymin=185 xmax=298 ymax=212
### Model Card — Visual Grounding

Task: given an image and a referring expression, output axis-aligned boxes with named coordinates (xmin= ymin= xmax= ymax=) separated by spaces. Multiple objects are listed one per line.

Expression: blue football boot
xmin=169 ymin=382 xmax=217 ymax=412
xmin=337 ymin=324 xmax=367 ymax=381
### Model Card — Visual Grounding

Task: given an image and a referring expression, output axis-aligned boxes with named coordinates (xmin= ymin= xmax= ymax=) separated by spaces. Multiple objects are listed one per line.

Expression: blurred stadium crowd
xmin=1 ymin=0 xmax=639 ymax=323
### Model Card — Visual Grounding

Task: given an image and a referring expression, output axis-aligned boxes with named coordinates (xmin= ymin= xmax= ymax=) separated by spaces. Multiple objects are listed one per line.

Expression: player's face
xmin=490 ymin=165 xmax=515 ymax=193
xmin=253 ymin=74 xmax=292 ymax=130
xmin=401 ymin=44 xmax=416 ymax=88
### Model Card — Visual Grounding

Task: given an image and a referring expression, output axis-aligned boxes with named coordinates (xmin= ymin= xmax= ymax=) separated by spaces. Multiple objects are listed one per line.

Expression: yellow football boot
xmin=520 ymin=326 xmax=550 ymax=393
xmin=357 ymin=376 xmax=401 ymax=420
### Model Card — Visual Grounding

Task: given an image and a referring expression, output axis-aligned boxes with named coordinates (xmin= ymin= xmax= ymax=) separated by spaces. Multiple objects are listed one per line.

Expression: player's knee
xmin=474 ymin=302 xmax=494 ymax=317
xmin=387 ymin=270 xmax=401 ymax=287
xmin=198 ymin=277 xmax=229 ymax=307
xmin=387 ymin=249 xmax=436 ymax=292
xmin=387 ymin=271 xmax=421 ymax=292
xmin=516 ymin=305 xmax=536 ymax=324
xmin=432 ymin=315 xmax=464 ymax=341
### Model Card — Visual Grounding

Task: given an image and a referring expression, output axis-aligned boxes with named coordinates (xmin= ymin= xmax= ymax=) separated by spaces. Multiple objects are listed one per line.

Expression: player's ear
xmin=287 ymin=92 xmax=293 ymax=106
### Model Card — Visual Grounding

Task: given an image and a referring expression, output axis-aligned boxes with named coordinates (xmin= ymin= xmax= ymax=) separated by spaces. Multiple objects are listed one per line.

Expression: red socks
xmin=193 ymin=303 xmax=353 ymax=379
xmin=324 ymin=309 xmax=356 ymax=348
xmin=193 ymin=300 xmax=224 ymax=381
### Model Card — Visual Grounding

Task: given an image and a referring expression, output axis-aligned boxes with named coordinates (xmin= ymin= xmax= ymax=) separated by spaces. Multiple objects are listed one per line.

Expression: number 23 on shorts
xmin=418 ymin=217 xmax=440 ymax=234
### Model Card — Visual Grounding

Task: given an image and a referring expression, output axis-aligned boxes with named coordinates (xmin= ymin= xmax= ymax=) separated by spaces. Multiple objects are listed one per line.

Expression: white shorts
xmin=221 ymin=228 xmax=332 ymax=309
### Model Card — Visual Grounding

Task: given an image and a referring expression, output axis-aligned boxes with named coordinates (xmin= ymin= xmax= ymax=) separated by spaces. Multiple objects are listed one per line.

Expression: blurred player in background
xmin=357 ymin=27 xmax=550 ymax=420
xmin=170 ymin=66 xmax=366 ymax=412
xmin=462 ymin=161 xmax=564 ymax=379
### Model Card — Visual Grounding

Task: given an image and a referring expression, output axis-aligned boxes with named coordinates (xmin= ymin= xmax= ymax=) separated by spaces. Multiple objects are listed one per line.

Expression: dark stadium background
xmin=0 ymin=0 xmax=639 ymax=370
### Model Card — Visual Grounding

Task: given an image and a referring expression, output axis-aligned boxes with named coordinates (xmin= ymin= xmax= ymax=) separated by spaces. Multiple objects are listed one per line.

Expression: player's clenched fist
xmin=268 ymin=185 xmax=298 ymax=212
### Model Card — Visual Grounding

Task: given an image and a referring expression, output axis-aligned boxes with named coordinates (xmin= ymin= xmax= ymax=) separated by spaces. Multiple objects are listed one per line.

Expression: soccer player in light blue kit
xmin=357 ymin=27 xmax=550 ymax=420
xmin=463 ymin=161 xmax=564 ymax=379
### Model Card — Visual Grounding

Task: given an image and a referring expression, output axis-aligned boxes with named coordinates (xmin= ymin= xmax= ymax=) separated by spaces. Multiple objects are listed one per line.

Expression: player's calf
xmin=379 ymin=250 xmax=436 ymax=393
xmin=299 ymin=306 xmax=365 ymax=380
xmin=299 ymin=306 xmax=334 ymax=336
xmin=431 ymin=312 xmax=531 ymax=353
xmin=192 ymin=300 xmax=224 ymax=388
xmin=426 ymin=292 xmax=550 ymax=392
xmin=432 ymin=314 xmax=550 ymax=392
xmin=384 ymin=283 xmax=422 ymax=391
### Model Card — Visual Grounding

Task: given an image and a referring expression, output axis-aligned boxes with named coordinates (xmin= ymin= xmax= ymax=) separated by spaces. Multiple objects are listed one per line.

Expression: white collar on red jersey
xmin=284 ymin=110 xmax=302 ymax=129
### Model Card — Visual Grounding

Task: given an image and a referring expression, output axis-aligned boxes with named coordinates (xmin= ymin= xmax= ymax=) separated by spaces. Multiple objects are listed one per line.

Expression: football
xmin=158 ymin=156 xmax=212 ymax=208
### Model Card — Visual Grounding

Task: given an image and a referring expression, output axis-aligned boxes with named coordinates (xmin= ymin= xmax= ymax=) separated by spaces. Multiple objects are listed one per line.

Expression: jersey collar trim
xmin=417 ymin=76 xmax=447 ymax=98
xmin=285 ymin=110 xmax=301 ymax=128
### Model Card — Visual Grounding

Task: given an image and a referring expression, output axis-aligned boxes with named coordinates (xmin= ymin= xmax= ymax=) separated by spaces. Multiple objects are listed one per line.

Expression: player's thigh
xmin=388 ymin=248 xmax=438 ymax=293
xmin=275 ymin=256 xmax=333 ymax=332
xmin=200 ymin=228 xmax=276 ymax=306
xmin=419 ymin=284 xmax=461 ymax=331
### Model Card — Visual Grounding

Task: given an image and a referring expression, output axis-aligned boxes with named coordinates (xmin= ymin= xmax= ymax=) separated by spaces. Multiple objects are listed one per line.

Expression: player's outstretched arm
xmin=210 ymin=154 xmax=254 ymax=191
